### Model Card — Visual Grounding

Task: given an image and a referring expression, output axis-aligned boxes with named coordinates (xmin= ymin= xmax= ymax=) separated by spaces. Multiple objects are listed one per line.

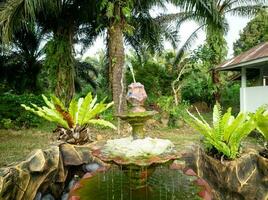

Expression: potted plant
xmin=22 ymin=92 xmax=116 ymax=144
xmin=184 ymin=104 xmax=268 ymax=200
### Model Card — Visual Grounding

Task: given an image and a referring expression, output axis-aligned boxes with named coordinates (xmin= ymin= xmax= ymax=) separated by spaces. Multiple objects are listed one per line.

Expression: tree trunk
xmin=212 ymin=69 xmax=221 ymax=102
xmin=206 ymin=26 xmax=227 ymax=104
xmin=46 ymin=28 xmax=75 ymax=106
xmin=107 ymin=7 xmax=127 ymax=115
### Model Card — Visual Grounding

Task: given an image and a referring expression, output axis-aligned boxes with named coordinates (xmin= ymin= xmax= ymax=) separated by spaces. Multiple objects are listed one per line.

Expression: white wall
xmin=240 ymin=86 xmax=268 ymax=112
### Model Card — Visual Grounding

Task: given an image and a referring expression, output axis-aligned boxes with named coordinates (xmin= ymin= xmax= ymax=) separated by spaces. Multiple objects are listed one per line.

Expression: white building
xmin=216 ymin=42 xmax=268 ymax=112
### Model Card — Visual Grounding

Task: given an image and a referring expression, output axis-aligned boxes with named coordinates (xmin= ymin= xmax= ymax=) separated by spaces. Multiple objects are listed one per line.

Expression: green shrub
xmin=254 ymin=106 xmax=268 ymax=150
xmin=126 ymin=60 xmax=175 ymax=99
xmin=156 ymin=96 xmax=189 ymax=127
xmin=185 ymin=104 xmax=256 ymax=159
xmin=1 ymin=118 xmax=13 ymax=129
xmin=22 ymin=92 xmax=115 ymax=129
xmin=0 ymin=93 xmax=46 ymax=128
xmin=221 ymin=83 xmax=240 ymax=109
xmin=21 ymin=92 xmax=116 ymax=144
xmin=181 ymin=71 xmax=214 ymax=105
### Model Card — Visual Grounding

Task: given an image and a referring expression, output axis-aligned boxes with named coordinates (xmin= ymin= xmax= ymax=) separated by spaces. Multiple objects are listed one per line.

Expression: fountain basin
xmin=91 ymin=138 xmax=180 ymax=189
xmin=69 ymin=165 xmax=208 ymax=200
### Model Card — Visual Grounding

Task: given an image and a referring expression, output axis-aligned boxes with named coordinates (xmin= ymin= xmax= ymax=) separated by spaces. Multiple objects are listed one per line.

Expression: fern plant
xmin=185 ymin=104 xmax=256 ymax=160
xmin=254 ymin=106 xmax=268 ymax=156
xmin=21 ymin=92 xmax=116 ymax=144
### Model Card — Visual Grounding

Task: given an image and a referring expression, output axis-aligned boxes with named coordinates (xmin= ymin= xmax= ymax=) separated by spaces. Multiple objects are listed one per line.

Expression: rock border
xmin=183 ymin=146 xmax=268 ymax=200
xmin=0 ymin=143 xmax=104 ymax=200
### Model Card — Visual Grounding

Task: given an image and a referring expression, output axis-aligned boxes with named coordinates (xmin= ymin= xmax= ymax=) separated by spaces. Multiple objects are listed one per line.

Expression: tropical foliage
xmin=185 ymin=104 xmax=256 ymax=159
xmin=0 ymin=93 xmax=46 ymax=128
xmin=21 ymin=92 xmax=115 ymax=144
xmin=254 ymin=106 xmax=268 ymax=152
xmin=233 ymin=9 xmax=268 ymax=55
xmin=0 ymin=25 xmax=44 ymax=93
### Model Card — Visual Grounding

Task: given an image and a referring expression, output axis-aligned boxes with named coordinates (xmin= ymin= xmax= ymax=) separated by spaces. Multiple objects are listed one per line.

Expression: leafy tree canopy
xmin=233 ymin=9 xmax=268 ymax=56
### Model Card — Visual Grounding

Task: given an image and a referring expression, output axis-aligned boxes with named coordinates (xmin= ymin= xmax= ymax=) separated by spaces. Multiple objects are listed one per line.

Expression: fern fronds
xmin=78 ymin=92 xmax=93 ymax=125
xmin=55 ymin=105 xmax=74 ymax=128
xmin=69 ymin=98 xmax=78 ymax=124
xmin=88 ymin=119 xmax=117 ymax=130
xmin=186 ymin=104 xmax=255 ymax=159
xmin=255 ymin=107 xmax=268 ymax=141
xmin=21 ymin=92 xmax=116 ymax=135
xmin=212 ymin=104 xmax=222 ymax=141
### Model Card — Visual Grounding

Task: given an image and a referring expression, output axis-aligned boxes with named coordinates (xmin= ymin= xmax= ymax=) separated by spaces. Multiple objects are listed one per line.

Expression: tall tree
xmin=0 ymin=0 xmax=100 ymax=105
xmin=97 ymin=0 xmax=180 ymax=114
xmin=233 ymin=9 xmax=268 ymax=56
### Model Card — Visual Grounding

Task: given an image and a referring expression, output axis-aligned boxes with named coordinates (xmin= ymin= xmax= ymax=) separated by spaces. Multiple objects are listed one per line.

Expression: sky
xmin=81 ymin=4 xmax=251 ymax=60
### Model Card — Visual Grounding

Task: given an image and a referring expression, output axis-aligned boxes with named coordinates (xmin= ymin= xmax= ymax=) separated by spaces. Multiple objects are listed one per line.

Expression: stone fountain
xmin=68 ymin=82 xmax=211 ymax=200
xmin=91 ymin=82 xmax=180 ymax=189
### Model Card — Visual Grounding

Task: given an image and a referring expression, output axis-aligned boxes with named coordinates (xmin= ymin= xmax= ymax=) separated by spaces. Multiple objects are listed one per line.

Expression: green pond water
xmin=72 ymin=166 xmax=202 ymax=200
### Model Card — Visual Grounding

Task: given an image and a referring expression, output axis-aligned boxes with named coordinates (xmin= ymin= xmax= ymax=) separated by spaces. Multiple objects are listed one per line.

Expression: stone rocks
xmin=41 ymin=194 xmax=55 ymax=200
xmin=82 ymin=163 xmax=100 ymax=172
xmin=34 ymin=192 xmax=42 ymax=200
xmin=61 ymin=193 xmax=68 ymax=200
xmin=60 ymin=143 xmax=98 ymax=166
xmin=184 ymin=147 xmax=268 ymax=200
xmin=1 ymin=141 xmax=268 ymax=200
xmin=0 ymin=143 xmax=100 ymax=200
xmin=27 ymin=149 xmax=47 ymax=172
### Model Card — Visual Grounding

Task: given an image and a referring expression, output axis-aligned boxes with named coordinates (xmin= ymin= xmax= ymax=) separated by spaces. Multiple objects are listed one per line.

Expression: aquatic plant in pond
xmin=185 ymin=104 xmax=256 ymax=159
xmin=21 ymin=92 xmax=115 ymax=144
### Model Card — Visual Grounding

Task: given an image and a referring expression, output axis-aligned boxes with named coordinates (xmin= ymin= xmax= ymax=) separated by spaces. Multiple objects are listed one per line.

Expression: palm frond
xmin=173 ymin=24 xmax=205 ymax=66
xmin=226 ymin=5 xmax=265 ymax=16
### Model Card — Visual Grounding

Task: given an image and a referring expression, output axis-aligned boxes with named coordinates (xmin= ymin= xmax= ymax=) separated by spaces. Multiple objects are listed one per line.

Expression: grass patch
xmin=0 ymin=122 xmax=54 ymax=167
xmin=0 ymin=118 xmax=263 ymax=168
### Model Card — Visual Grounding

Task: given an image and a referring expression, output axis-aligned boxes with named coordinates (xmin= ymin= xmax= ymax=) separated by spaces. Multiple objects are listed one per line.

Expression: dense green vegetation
xmin=234 ymin=9 xmax=268 ymax=55
xmin=0 ymin=1 xmax=267 ymax=164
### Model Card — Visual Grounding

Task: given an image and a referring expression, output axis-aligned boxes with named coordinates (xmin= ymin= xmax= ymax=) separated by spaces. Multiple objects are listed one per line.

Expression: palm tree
xmin=0 ymin=25 xmax=43 ymax=93
xmin=75 ymin=60 xmax=98 ymax=93
xmin=0 ymin=0 xmax=100 ymax=105
xmin=207 ymin=0 xmax=267 ymax=102
xmin=172 ymin=0 xmax=267 ymax=102
xmin=84 ymin=50 xmax=109 ymax=98
xmin=97 ymin=0 xmax=210 ymax=114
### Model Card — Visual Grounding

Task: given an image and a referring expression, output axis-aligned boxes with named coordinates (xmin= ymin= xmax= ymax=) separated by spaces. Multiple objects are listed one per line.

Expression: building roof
xmin=216 ymin=42 xmax=268 ymax=71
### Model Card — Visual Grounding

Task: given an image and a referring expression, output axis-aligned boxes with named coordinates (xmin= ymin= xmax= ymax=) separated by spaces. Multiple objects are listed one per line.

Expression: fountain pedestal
xmin=118 ymin=111 xmax=156 ymax=139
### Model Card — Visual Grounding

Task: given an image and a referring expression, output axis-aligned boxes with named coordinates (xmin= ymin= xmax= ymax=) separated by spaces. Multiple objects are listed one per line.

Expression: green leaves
xmin=186 ymin=104 xmax=256 ymax=159
xmin=21 ymin=92 xmax=116 ymax=130
xmin=254 ymin=106 xmax=268 ymax=141
xmin=106 ymin=2 xmax=114 ymax=18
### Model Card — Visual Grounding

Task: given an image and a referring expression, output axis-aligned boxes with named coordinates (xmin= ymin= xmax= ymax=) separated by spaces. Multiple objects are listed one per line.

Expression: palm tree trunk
xmin=107 ymin=4 xmax=127 ymax=115
xmin=47 ymin=29 xmax=75 ymax=106
xmin=206 ymin=26 xmax=227 ymax=103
